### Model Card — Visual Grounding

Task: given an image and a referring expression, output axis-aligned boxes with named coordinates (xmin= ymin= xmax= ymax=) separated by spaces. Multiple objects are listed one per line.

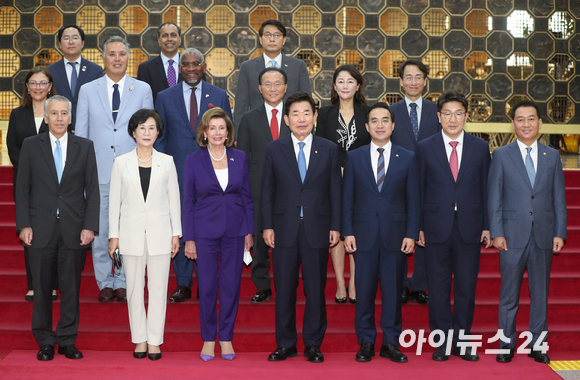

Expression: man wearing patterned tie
xmin=414 ymin=91 xmax=491 ymax=362
xmin=238 ymin=67 xmax=290 ymax=303
xmin=137 ymin=22 xmax=184 ymax=103
xmin=154 ymin=47 xmax=232 ymax=303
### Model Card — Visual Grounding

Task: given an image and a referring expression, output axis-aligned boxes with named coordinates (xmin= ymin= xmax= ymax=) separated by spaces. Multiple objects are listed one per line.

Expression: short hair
xmin=196 ymin=108 xmax=235 ymax=148
xmin=102 ymin=36 xmax=130 ymax=58
xmin=398 ymin=59 xmax=429 ymax=79
xmin=258 ymin=19 xmax=287 ymax=37
xmin=127 ymin=109 xmax=164 ymax=141
xmin=330 ymin=65 xmax=367 ymax=106
xmin=157 ymin=22 xmax=181 ymax=38
xmin=284 ymin=91 xmax=315 ymax=116
xmin=57 ymin=25 xmax=85 ymax=42
xmin=44 ymin=95 xmax=71 ymax=115
xmin=365 ymin=102 xmax=394 ymax=123
xmin=21 ymin=66 xmax=57 ymax=108
xmin=258 ymin=67 xmax=288 ymax=85
xmin=511 ymin=99 xmax=541 ymax=119
xmin=437 ymin=91 xmax=468 ymax=112
xmin=180 ymin=47 xmax=204 ymax=65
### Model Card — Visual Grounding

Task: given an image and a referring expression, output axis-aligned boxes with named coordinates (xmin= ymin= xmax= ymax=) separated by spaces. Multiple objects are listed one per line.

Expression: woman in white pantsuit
xmin=108 ymin=109 xmax=181 ymax=361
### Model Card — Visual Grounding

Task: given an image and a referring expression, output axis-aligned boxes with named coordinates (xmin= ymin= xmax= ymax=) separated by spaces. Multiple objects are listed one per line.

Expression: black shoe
xmin=432 ymin=345 xmax=450 ymax=361
xmin=148 ymin=352 xmax=162 ymax=361
xmin=356 ymin=342 xmax=375 ymax=362
xmin=268 ymin=346 xmax=298 ymax=361
xmin=168 ymin=286 xmax=191 ymax=303
xmin=335 ymin=287 xmax=347 ymax=303
xmin=380 ymin=343 xmax=408 ymax=363
xmin=528 ymin=350 xmax=550 ymax=363
xmin=58 ymin=345 xmax=83 ymax=359
xmin=410 ymin=290 xmax=428 ymax=304
xmin=37 ymin=345 xmax=55 ymax=361
xmin=304 ymin=345 xmax=324 ymax=363
xmin=496 ymin=345 xmax=515 ymax=363
xmin=25 ymin=294 xmax=34 ymax=302
xmin=251 ymin=289 xmax=272 ymax=303
xmin=452 ymin=346 xmax=479 ymax=361
xmin=401 ymin=286 xmax=410 ymax=304
xmin=133 ymin=351 xmax=147 ymax=359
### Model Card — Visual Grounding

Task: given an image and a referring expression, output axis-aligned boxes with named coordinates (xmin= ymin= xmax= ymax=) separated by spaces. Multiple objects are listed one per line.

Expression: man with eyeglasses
xmin=154 ymin=47 xmax=232 ymax=304
xmin=237 ymin=68 xmax=290 ymax=304
xmin=47 ymin=25 xmax=103 ymax=133
xmin=233 ymin=19 xmax=311 ymax=138
xmin=415 ymin=91 xmax=491 ymax=362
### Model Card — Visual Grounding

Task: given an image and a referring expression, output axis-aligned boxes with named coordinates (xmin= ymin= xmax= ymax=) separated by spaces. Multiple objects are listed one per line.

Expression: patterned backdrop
xmin=1 ymin=0 xmax=578 ymax=126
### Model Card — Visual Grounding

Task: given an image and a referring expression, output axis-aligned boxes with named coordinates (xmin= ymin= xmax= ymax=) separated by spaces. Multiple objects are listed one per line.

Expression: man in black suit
xmin=15 ymin=95 xmax=100 ymax=361
xmin=137 ymin=22 xmax=183 ymax=103
xmin=237 ymin=67 xmax=290 ymax=304
xmin=261 ymin=92 xmax=341 ymax=363
xmin=47 ymin=25 xmax=103 ymax=133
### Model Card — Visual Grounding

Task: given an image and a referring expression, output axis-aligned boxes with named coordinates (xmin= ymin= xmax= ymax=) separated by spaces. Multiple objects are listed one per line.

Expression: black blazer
xmin=315 ymin=102 xmax=370 ymax=166
xmin=137 ymin=55 xmax=184 ymax=104
xmin=237 ymin=104 xmax=290 ymax=200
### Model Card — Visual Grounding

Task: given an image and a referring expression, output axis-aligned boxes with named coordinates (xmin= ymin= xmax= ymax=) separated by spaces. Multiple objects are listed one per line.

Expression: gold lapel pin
xmin=205 ymin=94 xmax=209 ymax=98
xmin=82 ymin=66 xmax=86 ymax=71
xmin=230 ymin=157 xmax=234 ymax=161
xmin=396 ymin=154 xmax=399 ymax=157
xmin=543 ymin=152 xmax=546 ymax=155
xmin=315 ymin=151 xmax=318 ymax=154
xmin=129 ymin=85 xmax=133 ymax=91
xmin=157 ymin=164 xmax=160 ymax=167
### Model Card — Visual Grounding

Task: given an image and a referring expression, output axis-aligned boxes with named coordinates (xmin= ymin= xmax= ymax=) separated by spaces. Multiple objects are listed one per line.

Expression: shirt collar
xmin=442 ymin=129 xmax=464 ymax=146
xmin=161 ymin=52 xmax=179 ymax=65
xmin=264 ymin=101 xmax=283 ymax=115
xmin=291 ymin=132 xmax=313 ymax=147
xmin=263 ymin=52 xmax=282 ymax=66
xmin=404 ymin=96 xmax=423 ymax=109
xmin=516 ymin=138 xmax=538 ymax=153
xmin=63 ymin=56 xmax=82 ymax=66
xmin=182 ymin=80 xmax=203 ymax=93
xmin=106 ymin=74 xmax=127 ymax=87
xmin=370 ymin=140 xmax=392 ymax=154
xmin=49 ymin=131 xmax=68 ymax=145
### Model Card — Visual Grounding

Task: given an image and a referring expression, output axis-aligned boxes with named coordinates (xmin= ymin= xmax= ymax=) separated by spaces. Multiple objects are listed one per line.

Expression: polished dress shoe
xmin=148 ymin=352 xmax=162 ymax=361
xmin=37 ymin=345 xmax=55 ymax=361
xmin=410 ymin=290 xmax=429 ymax=304
xmin=380 ymin=343 xmax=408 ymax=363
xmin=335 ymin=289 xmax=347 ymax=303
xmin=98 ymin=287 xmax=114 ymax=302
xmin=452 ymin=346 xmax=479 ymax=361
xmin=25 ymin=294 xmax=34 ymax=302
xmin=401 ymin=286 xmax=410 ymax=304
xmin=356 ymin=342 xmax=375 ymax=362
xmin=169 ymin=286 xmax=191 ymax=303
xmin=268 ymin=346 xmax=297 ymax=361
xmin=251 ymin=289 xmax=272 ymax=303
xmin=133 ymin=351 xmax=147 ymax=359
xmin=528 ymin=350 xmax=550 ymax=363
xmin=496 ymin=345 xmax=515 ymax=363
xmin=58 ymin=345 xmax=83 ymax=359
xmin=113 ymin=288 xmax=127 ymax=302
xmin=304 ymin=346 xmax=324 ymax=363
xmin=432 ymin=345 xmax=450 ymax=361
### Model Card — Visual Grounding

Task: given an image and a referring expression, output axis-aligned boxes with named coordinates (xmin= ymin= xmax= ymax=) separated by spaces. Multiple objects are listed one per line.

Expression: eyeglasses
xmin=440 ymin=111 xmax=466 ymax=120
xmin=181 ymin=61 xmax=203 ymax=68
xmin=403 ymin=75 xmax=425 ymax=83
xmin=261 ymin=82 xmax=284 ymax=90
xmin=263 ymin=33 xmax=283 ymax=40
xmin=369 ymin=118 xmax=392 ymax=126
xmin=62 ymin=35 xmax=81 ymax=42
xmin=28 ymin=81 xmax=50 ymax=88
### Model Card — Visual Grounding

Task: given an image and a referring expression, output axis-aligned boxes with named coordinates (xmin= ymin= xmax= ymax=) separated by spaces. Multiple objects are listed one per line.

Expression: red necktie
xmin=271 ymin=109 xmax=279 ymax=140
xmin=449 ymin=141 xmax=459 ymax=181
xmin=190 ymin=87 xmax=198 ymax=132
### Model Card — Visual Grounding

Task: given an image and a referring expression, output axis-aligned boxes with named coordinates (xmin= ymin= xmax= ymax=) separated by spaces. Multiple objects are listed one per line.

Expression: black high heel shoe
xmin=335 ymin=286 xmax=347 ymax=303
xmin=133 ymin=351 xmax=146 ymax=359
xmin=348 ymin=286 xmax=356 ymax=304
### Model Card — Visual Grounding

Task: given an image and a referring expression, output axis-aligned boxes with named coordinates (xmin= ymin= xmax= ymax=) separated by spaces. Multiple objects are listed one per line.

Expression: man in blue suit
xmin=415 ymin=91 xmax=491 ymax=362
xmin=47 ymin=25 xmax=103 ymax=133
xmin=76 ymin=36 xmax=154 ymax=303
xmin=390 ymin=59 xmax=440 ymax=305
xmin=343 ymin=103 xmax=419 ymax=363
xmin=155 ymin=47 xmax=232 ymax=303
xmin=488 ymin=100 xmax=566 ymax=364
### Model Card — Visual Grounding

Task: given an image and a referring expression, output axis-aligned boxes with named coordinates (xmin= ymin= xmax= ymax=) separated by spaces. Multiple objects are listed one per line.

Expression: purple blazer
xmin=182 ymin=147 xmax=254 ymax=241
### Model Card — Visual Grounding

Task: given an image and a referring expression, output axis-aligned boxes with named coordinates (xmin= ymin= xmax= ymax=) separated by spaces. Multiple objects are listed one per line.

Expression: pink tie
xmin=449 ymin=141 xmax=459 ymax=181
xmin=271 ymin=109 xmax=279 ymax=140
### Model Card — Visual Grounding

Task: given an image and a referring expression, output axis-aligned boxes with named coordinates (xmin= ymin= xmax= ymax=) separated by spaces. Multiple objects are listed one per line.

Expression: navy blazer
xmin=343 ymin=144 xmax=420 ymax=252
xmin=415 ymin=132 xmax=491 ymax=244
xmin=390 ymin=99 xmax=440 ymax=152
xmin=182 ymin=147 xmax=254 ymax=241
xmin=137 ymin=55 xmax=184 ymax=103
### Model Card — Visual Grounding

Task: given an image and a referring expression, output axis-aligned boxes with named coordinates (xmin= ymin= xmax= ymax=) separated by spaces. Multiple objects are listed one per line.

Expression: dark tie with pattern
xmin=167 ymin=59 xmax=176 ymax=87
xmin=190 ymin=87 xmax=198 ymax=133
xmin=112 ymin=84 xmax=120 ymax=123
xmin=410 ymin=103 xmax=419 ymax=139
xmin=377 ymin=147 xmax=385 ymax=191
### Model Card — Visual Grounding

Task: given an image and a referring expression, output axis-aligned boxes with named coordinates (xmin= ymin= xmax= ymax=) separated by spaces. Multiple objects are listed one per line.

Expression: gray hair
xmin=102 ymin=36 xmax=130 ymax=58
xmin=180 ymin=48 xmax=204 ymax=65
xmin=44 ymin=95 xmax=72 ymax=115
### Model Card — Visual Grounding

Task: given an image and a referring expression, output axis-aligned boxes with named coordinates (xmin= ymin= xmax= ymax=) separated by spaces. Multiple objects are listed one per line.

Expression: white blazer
xmin=109 ymin=148 xmax=182 ymax=256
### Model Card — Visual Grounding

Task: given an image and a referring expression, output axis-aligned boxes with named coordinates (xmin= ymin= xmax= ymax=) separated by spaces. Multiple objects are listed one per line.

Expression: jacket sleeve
xmin=182 ymin=154 xmax=197 ymax=241
xmin=487 ymin=150 xmax=504 ymax=239
xmin=233 ymin=63 xmax=250 ymax=136
xmin=167 ymin=157 xmax=183 ymax=237
xmin=260 ymin=143 xmax=275 ymax=230
xmin=83 ymin=140 xmax=100 ymax=233
xmin=108 ymin=158 xmax=122 ymax=239
xmin=341 ymin=152 xmax=355 ymax=237
xmin=553 ymin=153 xmax=567 ymax=239
xmin=297 ymin=60 xmax=312 ymax=97
xmin=239 ymin=151 xmax=255 ymax=235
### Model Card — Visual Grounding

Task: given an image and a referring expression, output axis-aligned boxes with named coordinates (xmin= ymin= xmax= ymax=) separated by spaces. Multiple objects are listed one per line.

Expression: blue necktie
xmin=298 ymin=142 xmax=306 ymax=217
xmin=55 ymin=140 xmax=63 ymax=183
xmin=410 ymin=103 xmax=419 ymax=139
xmin=270 ymin=59 xmax=277 ymax=68
xmin=525 ymin=146 xmax=535 ymax=188
xmin=68 ymin=61 xmax=77 ymax=96
xmin=112 ymin=83 xmax=120 ymax=123
xmin=377 ymin=148 xmax=385 ymax=191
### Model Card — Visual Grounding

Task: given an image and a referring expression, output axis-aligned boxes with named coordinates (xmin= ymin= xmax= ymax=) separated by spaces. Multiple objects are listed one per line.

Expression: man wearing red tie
xmin=237 ymin=67 xmax=290 ymax=303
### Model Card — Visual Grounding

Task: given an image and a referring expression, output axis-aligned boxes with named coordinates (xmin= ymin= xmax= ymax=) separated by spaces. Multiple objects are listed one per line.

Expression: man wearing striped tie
xmin=342 ymin=102 xmax=420 ymax=363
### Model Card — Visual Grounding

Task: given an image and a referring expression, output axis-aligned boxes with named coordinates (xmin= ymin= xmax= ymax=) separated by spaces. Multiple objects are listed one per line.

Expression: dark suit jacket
xmin=237 ymin=104 xmax=290 ymax=200
xmin=15 ymin=132 xmax=100 ymax=250
xmin=47 ymin=57 xmax=103 ymax=131
xmin=261 ymin=135 xmax=341 ymax=249
xmin=137 ymin=55 xmax=184 ymax=103
xmin=415 ymin=132 xmax=491 ymax=244
xmin=342 ymin=144 xmax=420 ymax=252
xmin=182 ymin=147 xmax=254 ymax=241
xmin=390 ymin=99 xmax=440 ymax=152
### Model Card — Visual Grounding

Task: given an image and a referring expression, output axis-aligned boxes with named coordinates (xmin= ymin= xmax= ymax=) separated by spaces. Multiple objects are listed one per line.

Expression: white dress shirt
xmin=404 ymin=96 xmax=423 ymax=129
xmin=160 ymin=52 xmax=179 ymax=77
xmin=264 ymin=102 xmax=283 ymax=134
xmin=106 ymin=74 xmax=127 ymax=109
xmin=442 ymin=130 xmax=464 ymax=172
xmin=516 ymin=139 xmax=538 ymax=173
xmin=49 ymin=131 xmax=68 ymax=170
xmin=63 ymin=56 xmax=81 ymax=88
xmin=370 ymin=140 xmax=392 ymax=182
xmin=291 ymin=133 xmax=313 ymax=170
xmin=182 ymin=80 xmax=203 ymax=117
xmin=263 ymin=52 xmax=282 ymax=69
xmin=215 ymin=168 xmax=228 ymax=191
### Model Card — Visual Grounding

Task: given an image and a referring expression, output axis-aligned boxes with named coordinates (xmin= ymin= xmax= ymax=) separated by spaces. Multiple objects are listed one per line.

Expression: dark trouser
xmin=251 ymin=197 xmax=271 ymax=291
xmin=403 ymin=245 xmax=427 ymax=291
xmin=172 ymin=239 xmax=199 ymax=288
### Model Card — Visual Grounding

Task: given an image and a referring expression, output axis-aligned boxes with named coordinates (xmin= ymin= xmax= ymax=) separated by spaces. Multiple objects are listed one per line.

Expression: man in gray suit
xmin=237 ymin=67 xmax=290 ymax=303
xmin=488 ymin=100 xmax=567 ymax=364
xmin=233 ymin=19 xmax=311 ymax=137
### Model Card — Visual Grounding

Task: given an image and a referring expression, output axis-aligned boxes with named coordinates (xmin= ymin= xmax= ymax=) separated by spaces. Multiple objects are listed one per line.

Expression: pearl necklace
xmin=136 ymin=154 xmax=152 ymax=163
xmin=208 ymin=147 xmax=226 ymax=161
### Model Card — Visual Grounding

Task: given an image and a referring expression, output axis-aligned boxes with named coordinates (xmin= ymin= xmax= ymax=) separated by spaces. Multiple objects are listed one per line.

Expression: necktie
xmin=449 ymin=141 xmax=459 ymax=181
xmin=298 ymin=142 xmax=306 ymax=217
xmin=68 ymin=61 xmax=77 ymax=96
xmin=525 ymin=146 xmax=535 ymax=188
xmin=112 ymin=83 xmax=120 ymax=123
xmin=410 ymin=103 xmax=419 ymax=139
xmin=377 ymin=147 xmax=385 ymax=191
xmin=190 ymin=87 xmax=198 ymax=132
xmin=167 ymin=59 xmax=176 ymax=87
xmin=271 ymin=109 xmax=279 ymax=140
xmin=55 ymin=140 xmax=63 ymax=183
xmin=270 ymin=59 xmax=277 ymax=68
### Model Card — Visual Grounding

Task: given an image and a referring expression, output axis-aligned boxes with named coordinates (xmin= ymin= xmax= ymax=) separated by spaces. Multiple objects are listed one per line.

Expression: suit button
xmin=455 ymin=186 xmax=458 ymax=190
xmin=378 ymin=196 xmax=382 ymax=200
xmin=111 ymin=146 xmax=114 ymax=149
xmin=529 ymin=211 xmax=533 ymax=215
xmin=301 ymin=189 xmax=305 ymax=193
xmin=531 ymin=196 xmax=534 ymax=199
xmin=375 ymin=213 xmax=378 ymax=216
xmin=222 ymin=192 xmax=225 ymax=196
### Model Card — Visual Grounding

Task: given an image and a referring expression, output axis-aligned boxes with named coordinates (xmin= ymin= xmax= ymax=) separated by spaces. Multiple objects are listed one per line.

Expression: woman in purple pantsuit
xmin=182 ymin=107 xmax=254 ymax=361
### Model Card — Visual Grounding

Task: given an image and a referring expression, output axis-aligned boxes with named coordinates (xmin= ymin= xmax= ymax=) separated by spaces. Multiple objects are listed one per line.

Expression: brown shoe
xmin=113 ymin=288 xmax=127 ymax=302
xmin=98 ymin=287 xmax=114 ymax=302
xmin=169 ymin=286 xmax=191 ymax=303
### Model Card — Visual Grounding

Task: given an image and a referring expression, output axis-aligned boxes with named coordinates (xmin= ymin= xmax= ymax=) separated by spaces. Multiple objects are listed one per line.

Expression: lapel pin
xmin=129 ymin=85 xmax=133 ymax=91
xmin=205 ymin=94 xmax=209 ymax=98
xmin=230 ymin=157 xmax=234 ymax=161
xmin=396 ymin=154 xmax=399 ymax=157
xmin=543 ymin=152 xmax=546 ymax=155
xmin=157 ymin=164 xmax=160 ymax=167
xmin=208 ymin=103 xmax=214 ymax=108
xmin=284 ymin=64 xmax=288 ymax=67
xmin=315 ymin=150 xmax=318 ymax=154
xmin=82 ymin=66 xmax=86 ymax=71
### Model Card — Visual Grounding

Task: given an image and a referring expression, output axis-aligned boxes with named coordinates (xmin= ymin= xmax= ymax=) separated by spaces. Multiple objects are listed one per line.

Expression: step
xmin=0 ymin=203 xmax=15 ymax=224
xmin=0 ymin=167 xmax=13 ymax=185
xmin=0 ymin=183 xmax=12 ymax=201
